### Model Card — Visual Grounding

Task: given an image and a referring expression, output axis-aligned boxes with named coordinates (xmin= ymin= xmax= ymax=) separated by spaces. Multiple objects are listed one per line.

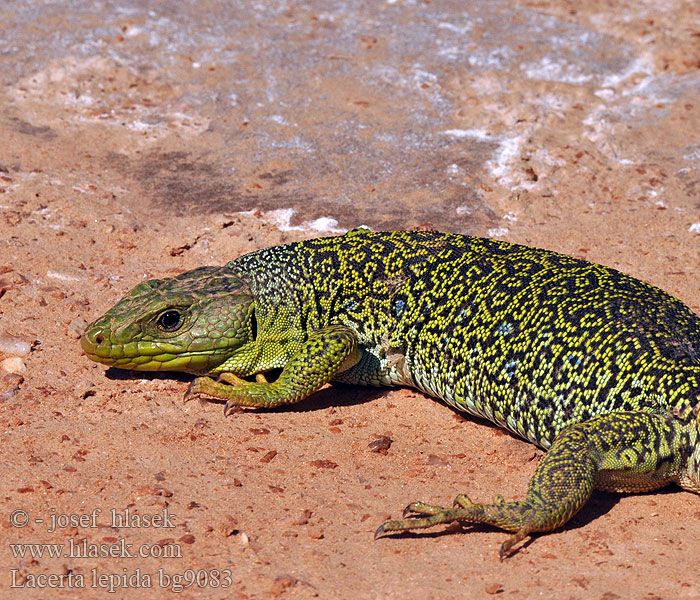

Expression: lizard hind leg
xmin=375 ymin=411 xmax=686 ymax=557
xmin=376 ymin=418 xmax=605 ymax=557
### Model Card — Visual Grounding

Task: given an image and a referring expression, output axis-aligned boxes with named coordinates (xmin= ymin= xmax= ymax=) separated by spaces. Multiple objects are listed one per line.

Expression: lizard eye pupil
xmin=157 ymin=310 xmax=183 ymax=332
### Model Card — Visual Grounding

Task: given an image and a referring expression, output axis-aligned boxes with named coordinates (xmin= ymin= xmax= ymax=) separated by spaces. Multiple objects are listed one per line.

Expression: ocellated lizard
xmin=81 ymin=229 xmax=700 ymax=557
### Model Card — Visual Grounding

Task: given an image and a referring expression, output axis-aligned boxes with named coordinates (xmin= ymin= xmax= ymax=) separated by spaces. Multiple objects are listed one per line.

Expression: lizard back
xmin=228 ymin=229 xmax=700 ymax=448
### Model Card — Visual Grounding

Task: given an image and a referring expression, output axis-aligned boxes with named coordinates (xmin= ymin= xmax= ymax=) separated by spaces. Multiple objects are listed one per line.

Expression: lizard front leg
xmin=187 ymin=324 xmax=360 ymax=413
xmin=376 ymin=411 xmax=686 ymax=558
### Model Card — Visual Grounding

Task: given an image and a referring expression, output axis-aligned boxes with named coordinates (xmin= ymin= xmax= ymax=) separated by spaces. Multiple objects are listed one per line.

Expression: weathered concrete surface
xmin=2 ymin=1 xmax=700 ymax=598
xmin=5 ymin=0 xmax=699 ymax=236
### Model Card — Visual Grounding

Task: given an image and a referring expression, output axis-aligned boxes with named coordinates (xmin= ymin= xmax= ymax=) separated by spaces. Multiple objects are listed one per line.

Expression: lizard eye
xmin=156 ymin=309 xmax=183 ymax=332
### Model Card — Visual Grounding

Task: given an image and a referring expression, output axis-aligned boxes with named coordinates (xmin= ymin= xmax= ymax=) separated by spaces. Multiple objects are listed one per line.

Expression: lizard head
xmin=81 ymin=267 xmax=255 ymax=374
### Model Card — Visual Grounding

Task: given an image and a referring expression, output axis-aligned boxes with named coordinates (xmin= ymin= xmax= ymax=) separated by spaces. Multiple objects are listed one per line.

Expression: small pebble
xmin=368 ymin=434 xmax=393 ymax=454
xmin=0 ymin=387 xmax=19 ymax=402
xmin=485 ymin=582 xmax=504 ymax=595
xmin=271 ymin=574 xmax=297 ymax=596
xmin=217 ymin=515 xmax=238 ymax=537
xmin=4 ymin=373 xmax=24 ymax=387
xmin=1 ymin=357 xmax=26 ymax=374
xmin=309 ymin=459 xmax=338 ymax=469
xmin=306 ymin=527 xmax=324 ymax=539
xmin=426 ymin=454 xmax=449 ymax=467
xmin=260 ymin=450 xmax=277 ymax=463
xmin=47 ymin=269 xmax=82 ymax=281
xmin=68 ymin=319 xmax=88 ymax=339
xmin=0 ymin=335 xmax=31 ymax=356
xmin=291 ymin=509 xmax=313 ymax=526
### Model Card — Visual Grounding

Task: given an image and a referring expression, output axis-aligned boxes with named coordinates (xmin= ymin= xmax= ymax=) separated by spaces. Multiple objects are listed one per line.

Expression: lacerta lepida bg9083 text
xmin=81 ymin=229 xmax=700 ymax=557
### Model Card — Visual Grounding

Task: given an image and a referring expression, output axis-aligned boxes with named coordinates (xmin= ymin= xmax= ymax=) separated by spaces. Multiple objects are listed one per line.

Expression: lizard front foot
xmin=184 ymin=372 xmax=268 ymax=401
xmin=184 ymin=375 xmax=272 ymax=414
xmin=185 ymin=324 xmax=360 ymax=413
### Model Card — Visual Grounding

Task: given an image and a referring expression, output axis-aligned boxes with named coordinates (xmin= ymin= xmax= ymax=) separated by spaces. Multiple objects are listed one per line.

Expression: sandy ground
xmin=3 ymin=1 xmax=700 ymax=598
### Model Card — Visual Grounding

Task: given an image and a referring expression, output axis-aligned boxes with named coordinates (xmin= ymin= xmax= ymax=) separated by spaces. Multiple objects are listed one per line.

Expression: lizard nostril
xmin=95 ymin=334 xmax=105 ymax=345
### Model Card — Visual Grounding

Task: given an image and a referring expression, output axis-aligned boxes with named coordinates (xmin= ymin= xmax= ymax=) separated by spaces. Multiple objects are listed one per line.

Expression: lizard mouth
xmin=80 ymin=331 xmax=229 ymax=373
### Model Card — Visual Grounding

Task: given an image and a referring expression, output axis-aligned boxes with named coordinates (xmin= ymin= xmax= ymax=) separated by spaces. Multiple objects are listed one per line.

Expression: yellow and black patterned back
xmin=230 ymin=230 xmax=700 ymax=448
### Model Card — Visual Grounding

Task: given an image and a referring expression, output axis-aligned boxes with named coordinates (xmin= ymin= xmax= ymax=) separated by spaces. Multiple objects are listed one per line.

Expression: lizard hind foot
xmin=375 ymin=498 xmax=478 ymax=538
xmin=402 ymin=501 xmax=446 ymax=518
xmin=374 ymin=493 xmax=541 ymax=558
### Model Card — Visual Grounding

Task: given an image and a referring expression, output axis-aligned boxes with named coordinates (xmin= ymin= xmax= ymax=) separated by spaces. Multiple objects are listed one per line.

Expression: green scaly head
xmin=81 ymin=267 xmax=255 ymax=374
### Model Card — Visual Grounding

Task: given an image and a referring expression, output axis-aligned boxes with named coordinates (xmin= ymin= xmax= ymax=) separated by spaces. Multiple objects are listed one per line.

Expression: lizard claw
xmin=183 ymin=381 xmax=198 ymax=403
xmin=223 ymin=400 xmax=244 ymax=417
xmin=374 ymin=522 xmax=389 ymax=539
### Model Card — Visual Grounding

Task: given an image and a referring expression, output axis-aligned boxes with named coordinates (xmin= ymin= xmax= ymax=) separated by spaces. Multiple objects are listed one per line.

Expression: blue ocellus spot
xmin=497 ymin=321 xmax=514 ymax=336
xmin=504 ymin=360 xmax=518 ymax=378
xmin=566 ymin=353 xmax=582 ymax=366
xmin=394 ymin=299 xmax=406 ymax=316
